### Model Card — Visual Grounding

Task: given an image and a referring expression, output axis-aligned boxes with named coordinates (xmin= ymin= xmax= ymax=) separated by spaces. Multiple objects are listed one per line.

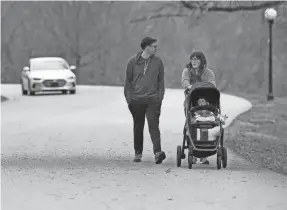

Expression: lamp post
xmin=264 ymin=8 xmax=277 ymax=101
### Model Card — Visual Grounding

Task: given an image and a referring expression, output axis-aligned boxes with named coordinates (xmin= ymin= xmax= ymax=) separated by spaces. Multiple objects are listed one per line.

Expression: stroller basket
xmin=193 ymin=140 xmax=218 ymax=149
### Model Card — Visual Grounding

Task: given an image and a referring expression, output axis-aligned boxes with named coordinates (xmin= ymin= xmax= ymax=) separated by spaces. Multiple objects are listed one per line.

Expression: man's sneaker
xmin=133 ymin=153 xmax=142 ymax=162
xmin=199 ymin=157 xmax=209 ymax=165
xmin=155 ymin=151 xmax=166 ymax=164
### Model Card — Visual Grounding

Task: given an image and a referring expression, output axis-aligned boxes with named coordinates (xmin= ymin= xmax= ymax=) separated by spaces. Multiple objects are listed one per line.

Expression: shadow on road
xmin=27 ymin=92 xmax=73 ymax=97
xmin=1 ymin=153 xmax=258 ymax=173
xmin=1 ymin=154 xmax=159 ymax=169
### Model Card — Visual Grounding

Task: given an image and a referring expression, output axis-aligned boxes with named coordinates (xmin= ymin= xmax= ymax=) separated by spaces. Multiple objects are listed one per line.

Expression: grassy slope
xmin=224 ymin=93 xmax=287 ymax=175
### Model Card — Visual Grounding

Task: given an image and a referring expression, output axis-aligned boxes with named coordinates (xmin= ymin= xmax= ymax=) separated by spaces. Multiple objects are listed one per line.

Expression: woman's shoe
xmin=199 ymin=158 xmax=209 ymax=165
xmin=192 ymin=157 xmax=197 ymax=164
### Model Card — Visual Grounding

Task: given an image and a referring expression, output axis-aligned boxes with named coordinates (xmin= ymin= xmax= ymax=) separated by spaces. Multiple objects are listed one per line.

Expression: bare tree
xmin=40 ymin=1 xmax=112 ymax=81
xmin=130 ymin=1 xmax=286 ymax=23
xmin=1 ymin=2 xmax=27 ymax=82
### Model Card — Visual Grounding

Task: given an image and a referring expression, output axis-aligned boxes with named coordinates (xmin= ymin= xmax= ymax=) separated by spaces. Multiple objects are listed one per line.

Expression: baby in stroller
xmin=193 ymin=97 xmax=227 ymax=126
xmin=194 ymin=98 xmax=216 ymax=122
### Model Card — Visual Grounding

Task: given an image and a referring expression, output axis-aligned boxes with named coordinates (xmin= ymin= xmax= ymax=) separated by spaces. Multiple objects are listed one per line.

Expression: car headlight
xmin=67 ymin=76 xmax=75 ymax=80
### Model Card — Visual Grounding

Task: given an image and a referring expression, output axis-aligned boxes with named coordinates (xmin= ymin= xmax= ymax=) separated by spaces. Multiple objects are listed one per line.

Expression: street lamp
xmin=264 ymin=8 xmax=277 ymax=101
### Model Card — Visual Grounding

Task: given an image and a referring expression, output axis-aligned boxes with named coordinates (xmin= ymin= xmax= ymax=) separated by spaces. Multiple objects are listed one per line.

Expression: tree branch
xmin=181 ymin=1 xmax=285 ymax=12
xmin=130 ymin=13 xmax=192 ymax=23
xmin=130 ymin=1 xmax=286 ymax=23
xmin=151 ymin=2 xmax=179 ymax=14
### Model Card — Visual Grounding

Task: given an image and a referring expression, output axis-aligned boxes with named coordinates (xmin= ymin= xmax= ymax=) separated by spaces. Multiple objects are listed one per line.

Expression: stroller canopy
xmin=188 ymin=82 xmax=221 ymax=108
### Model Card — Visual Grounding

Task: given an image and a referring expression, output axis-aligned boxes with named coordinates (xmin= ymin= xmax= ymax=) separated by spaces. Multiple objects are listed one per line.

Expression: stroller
xmin=177 ymin=81 xmax=227 ymax=169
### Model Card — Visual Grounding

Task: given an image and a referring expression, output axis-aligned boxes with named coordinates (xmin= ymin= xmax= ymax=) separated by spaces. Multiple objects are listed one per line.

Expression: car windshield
xmin=31 ymin=60 xmax=69 ymax=70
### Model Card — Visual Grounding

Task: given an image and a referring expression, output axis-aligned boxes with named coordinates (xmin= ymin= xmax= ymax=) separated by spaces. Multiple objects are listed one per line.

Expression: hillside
xmin=1 ymin=1 xmax=287 ymax=96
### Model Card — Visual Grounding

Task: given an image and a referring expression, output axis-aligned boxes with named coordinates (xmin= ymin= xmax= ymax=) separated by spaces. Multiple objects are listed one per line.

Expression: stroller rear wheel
xmin=217 ymin=153 xmax=222 ymax=169
xmin=177 ymin=145 xmax=182 ymax=167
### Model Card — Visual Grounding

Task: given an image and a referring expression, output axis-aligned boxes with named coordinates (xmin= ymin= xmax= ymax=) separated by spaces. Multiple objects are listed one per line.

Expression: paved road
xmin=2 ymin=84 xmax=287 ymax=210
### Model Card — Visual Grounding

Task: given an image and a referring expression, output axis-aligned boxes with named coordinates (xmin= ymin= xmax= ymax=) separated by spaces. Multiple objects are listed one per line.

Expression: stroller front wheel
xmin=177 ymin=145 xmax=182 ymax=167
xmin=188 ymin=148 xmax=193 ymax=169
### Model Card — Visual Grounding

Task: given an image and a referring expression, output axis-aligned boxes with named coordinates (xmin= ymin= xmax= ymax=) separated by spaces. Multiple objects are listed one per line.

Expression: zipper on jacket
xmin=143 ymin=58 xmax=150 ymax=75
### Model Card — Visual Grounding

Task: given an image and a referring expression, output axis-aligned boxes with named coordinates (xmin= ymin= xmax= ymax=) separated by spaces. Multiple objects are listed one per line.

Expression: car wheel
xmin=70 ymin=90 xmax=76 ymax=94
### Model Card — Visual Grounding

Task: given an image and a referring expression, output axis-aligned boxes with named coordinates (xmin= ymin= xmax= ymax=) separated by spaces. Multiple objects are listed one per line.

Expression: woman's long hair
xmin=186 ymin=51 xmax=207 ymax=71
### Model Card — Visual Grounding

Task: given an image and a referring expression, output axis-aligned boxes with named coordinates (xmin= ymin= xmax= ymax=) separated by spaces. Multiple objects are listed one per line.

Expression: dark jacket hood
xmin=134 ymin=51 xmax=155 ymax=64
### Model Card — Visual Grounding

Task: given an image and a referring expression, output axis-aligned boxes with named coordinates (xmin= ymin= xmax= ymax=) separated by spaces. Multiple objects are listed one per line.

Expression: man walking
xmin=124 ymin=36 xmax=166 ymax=164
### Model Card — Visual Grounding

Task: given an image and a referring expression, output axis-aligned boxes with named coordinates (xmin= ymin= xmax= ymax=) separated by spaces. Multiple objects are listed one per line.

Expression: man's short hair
xmin=140 ymin=37 xmax=157 ymax=50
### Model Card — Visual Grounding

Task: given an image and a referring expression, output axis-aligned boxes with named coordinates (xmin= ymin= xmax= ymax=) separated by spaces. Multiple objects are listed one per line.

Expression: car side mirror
xmin=23 ymin=66 xmax=30 ymax=71
xmin=70 ymin=65 xmax=76 ymax=70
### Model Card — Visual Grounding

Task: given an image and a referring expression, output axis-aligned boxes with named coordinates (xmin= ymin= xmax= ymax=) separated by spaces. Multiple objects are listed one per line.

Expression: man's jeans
xmin=128 ymin=98 xmax=162 ymax=155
